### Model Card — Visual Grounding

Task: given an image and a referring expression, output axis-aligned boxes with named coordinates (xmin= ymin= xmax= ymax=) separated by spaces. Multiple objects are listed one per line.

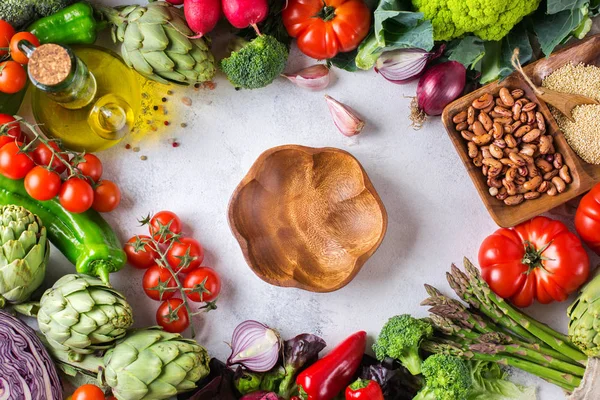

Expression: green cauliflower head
xmin=412 ymin=0 xmax=541 ymax=41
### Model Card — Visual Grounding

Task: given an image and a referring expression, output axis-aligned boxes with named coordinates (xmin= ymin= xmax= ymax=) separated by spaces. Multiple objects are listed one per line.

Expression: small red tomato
xmin=149 ymin=211 xmax=182 ymax=242
xmin=24 ymin=166 xmax=61 ymax=201
xmin=9 ymin=32 xmax=39 ymax=64
xmin=92 ymin=180 xmax=121 ymax=213
xmin=0 ymin=61 xmax=26 ymax=94
xmin=183 ymin=267 xmax=221 ymax=302
xmin=166 ymin=237 xmax=204 ymax=273
xmin=31 ymin=141 xmax=68 ymax=173
xmin=143 ymin=265 xmax=177 ymax=301
xmin=74 ymin=153 xmax=103 ymax=182
xmin=72 ymin=384 xmax=105 ymax=400
xmin=156 ymin=298 xmax=189 ymax=333
xmin=0 ymin=141 xmax=33 ymax=179
xmin=59 ymin=177 xmax=94 ymax=213
xmin=0 ymin=114 xmax=22 ymax=140
xmin=0 ymin=21 xmax=15 ymax=57
xmin=124 ymin=235 xmax=159 ymax=269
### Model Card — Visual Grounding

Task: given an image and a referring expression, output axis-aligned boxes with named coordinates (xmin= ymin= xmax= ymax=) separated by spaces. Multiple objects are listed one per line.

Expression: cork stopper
xmin=29 ymin=44 xmax=71 ymax=86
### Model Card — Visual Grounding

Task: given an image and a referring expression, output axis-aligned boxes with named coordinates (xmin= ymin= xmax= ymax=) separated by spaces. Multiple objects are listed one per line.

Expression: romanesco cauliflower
xmin=412 ymin=0 xmax=541 ymax=41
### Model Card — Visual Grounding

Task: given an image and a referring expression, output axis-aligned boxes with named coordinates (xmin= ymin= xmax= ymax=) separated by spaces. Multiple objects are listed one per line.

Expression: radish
xmin=222 ymin=0 xmax=268 ymax=34
xmin=184 ymin=0 xmax=222 ymax=38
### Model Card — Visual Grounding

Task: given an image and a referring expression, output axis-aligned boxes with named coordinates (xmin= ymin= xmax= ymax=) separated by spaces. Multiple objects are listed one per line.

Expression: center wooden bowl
xmin=228 ymin=145 xmax=387 ymax=293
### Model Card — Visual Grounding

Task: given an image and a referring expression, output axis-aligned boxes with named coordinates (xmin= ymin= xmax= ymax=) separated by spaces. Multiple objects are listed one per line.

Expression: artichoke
xmin=95 ymin=1 xmax=216 ymax=85
xmin=568 ymin=274 xmax=600 ymax=356
xmin=100 ymin=328 xmax=210 ymax=400
xmin=38 ymin=274 xmax=133 ymax=360
xmin=0 ymin=205 xmax=49 ymax=306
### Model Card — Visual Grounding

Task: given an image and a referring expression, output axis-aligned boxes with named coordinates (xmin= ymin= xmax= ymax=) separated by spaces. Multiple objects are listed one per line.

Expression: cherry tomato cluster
xmin=124 ymin=211 xmax=222 ymax=334
xmin=0 ymin=21 xmax=38 ymax=94
xmin=0 ymin=116 xmax=121 ymax=213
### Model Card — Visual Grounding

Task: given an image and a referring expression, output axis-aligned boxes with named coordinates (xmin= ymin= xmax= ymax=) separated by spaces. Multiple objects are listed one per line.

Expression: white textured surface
xmin=23 ymin=2 xmax=600 ymax=399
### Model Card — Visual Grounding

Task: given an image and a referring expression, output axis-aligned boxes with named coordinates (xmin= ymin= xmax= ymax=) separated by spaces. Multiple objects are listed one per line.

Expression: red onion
xmin=375 ymin=45 xmax=445 ymax=84
xmin=227 ymin=320 xmax=281 ymax=372
xmin=416 ymin=61 xmax=466 ymax=116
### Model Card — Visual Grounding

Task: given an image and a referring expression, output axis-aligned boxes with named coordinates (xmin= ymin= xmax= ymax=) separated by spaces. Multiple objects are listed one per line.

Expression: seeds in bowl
xmin=542 ymin=62 xmax=600 ymax=164
xmin=454 ymin=88 xmax=571 ymax=206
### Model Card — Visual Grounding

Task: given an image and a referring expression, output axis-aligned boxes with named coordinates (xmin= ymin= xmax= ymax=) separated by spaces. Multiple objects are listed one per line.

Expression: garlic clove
xmin=325 ymin=95 xmax=365 ymax=137
xmin=283 ymin=64 xmax=330 ymax=91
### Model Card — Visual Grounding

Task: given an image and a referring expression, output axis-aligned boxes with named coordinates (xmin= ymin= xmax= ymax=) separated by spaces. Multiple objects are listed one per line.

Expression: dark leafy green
xmin=447 ymin=36 xmax=485 ymax=70
xmin=533 ymin=0 xmax=592 ymax=56
xmin=329 ymin=49 xmax=360 ymax=72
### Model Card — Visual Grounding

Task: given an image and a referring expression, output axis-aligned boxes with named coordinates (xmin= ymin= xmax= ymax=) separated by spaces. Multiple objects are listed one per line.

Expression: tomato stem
xmin=521 ymin=240 xmax=554 ymax=273
xmin=317 ymin=2 xmax=336 ymax=21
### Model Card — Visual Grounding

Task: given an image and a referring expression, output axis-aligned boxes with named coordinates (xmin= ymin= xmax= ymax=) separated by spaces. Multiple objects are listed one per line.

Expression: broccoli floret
xmin=220 ymin=35 xmax=288 ymax=90
xmin=0 ymin=0 xmax=75 ymax=29
xmin=412 ymin=0 xmax=540 ymax=41
xmin=414 ymin=354 xmax=471 ymax=400
xmin=373 ymin=315 xmax=433 ymax=375
xmin=34 ymin=0 xmax=76 ymax=19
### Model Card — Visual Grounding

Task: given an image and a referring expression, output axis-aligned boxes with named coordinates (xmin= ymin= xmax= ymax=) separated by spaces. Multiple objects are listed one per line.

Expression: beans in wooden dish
xmin=455 ymin=88 xmax=571 ymax=206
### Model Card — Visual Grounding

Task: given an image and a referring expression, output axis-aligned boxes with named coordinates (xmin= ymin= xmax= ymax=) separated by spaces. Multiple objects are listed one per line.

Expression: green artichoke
xmin=95 ymin=1 xmax=216 ymax=85
xmin=0 ymin=205 xmax=48 ymax=306
xmin=100 ymin=328 xmax=210 ymax=400
xmin=38 ymin=274 xmax=133 ymax=360
xmin=568 ymin=274 xmax=600 ymax=356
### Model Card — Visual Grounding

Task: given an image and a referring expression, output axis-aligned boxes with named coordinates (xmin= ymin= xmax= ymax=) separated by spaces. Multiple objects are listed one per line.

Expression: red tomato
xmin=31 ymin=142 xmax=68 ymax=173
xmin=0 ymin=61 xmax=26 ymax=94
xmin=9 ymin=32 xmax=39 ymax=64
xmin=72 ymin=384 xmax=105 ymax=400
xmin=92 ymin=180 xmax=121 ymax=213
xmin=149 ymin=211 xmax=182 ymax=242
xmin=282 ymin=0 xmax=371 ymax=59
xmin=0 ymin=141 xmax=33 ymax=179
xmin=124 ymin=235 xmax=159 ymax=269
xmin=74 ymin=154 xmax=103 ymax=182
xmin=143 ymin=264 xmax=177 ymax=301
xmin=0 ymin=21 xmax=15 ymax=57
xmin=575 ymin=183 xmax=600 ymax=255
xmin=0 ymin=114 xmax=22 ymax=140
xmin=24 ymin=166 xmax=61 ymax=201
xmin=156 ymin=298 xmax=189 ymax=333
xmin=479 ymin=216 xmax=589 ymax=308
xmin=183 ymin=267 xmax=221 ymax=302
xmin=59 ymin=177 xmax=94 ymax=213
xmin=166 ymin=237 xmax=204 ymax=273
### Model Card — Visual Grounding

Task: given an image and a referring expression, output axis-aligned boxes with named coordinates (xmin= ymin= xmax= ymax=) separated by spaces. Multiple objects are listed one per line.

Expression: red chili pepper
xmin=297 ymin=331 xmax=367 ymax=400
xmin=345 ymin=379 xmax=384 ymax=400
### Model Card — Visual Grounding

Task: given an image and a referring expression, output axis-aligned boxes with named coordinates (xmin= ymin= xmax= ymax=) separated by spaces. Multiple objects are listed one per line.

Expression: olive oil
xmin=31 ymin=45 xmax=142 ymax=152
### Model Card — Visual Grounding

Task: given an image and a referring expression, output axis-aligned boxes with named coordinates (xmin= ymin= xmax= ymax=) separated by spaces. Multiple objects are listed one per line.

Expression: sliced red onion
xmin=227 ymin=320 xmax=281 ymax=372
xmin=283 ymin=65 xmax=330 ymax=91
xmin=325 ymin=95 xmax=365 ymax=137
xmin=375 ymin=45 xmax=446 ymax=85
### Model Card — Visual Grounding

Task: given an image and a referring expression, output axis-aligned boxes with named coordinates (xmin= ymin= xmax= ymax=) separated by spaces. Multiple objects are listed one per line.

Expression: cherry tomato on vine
xmin=124 ymin=235 xmax=159 ymax=269
xmin=0 ymin=21 xmax=15 ymax=57
xmin=0 ymin=141 xmax=33 ymax=179
xmin=167 ymin=237 xmax=204 ymax=273
xmin=143 ymin=264 xmax=176 ymax=301
xmin=183 ymin=267 xmax=221 ymax=302
xmin=0 ymin=61 xmax=26 ymax=94
xmin=72 ymin=384 xmax=105 ymax=400
xmin=24 ymin=166 xmax=62 ymax=201
xmin=59 ymin=177 xmax=94 ymax=213
xmin=74 ymin=153 xmax=103 ymax=182
xmin=149 ymin=211 xmax=182 ymax=242
xmin=156 ymin=298 xmax=189 ymax=333
xmin=9 ymin=32 xmax=39 ymax=64
xmin=0 ymin=114 xmax=22 ymax=140
xmin=32 ymin=142 xmax=68 ymax=173
xmin=92 ymin=180 xmax=121 ymax=213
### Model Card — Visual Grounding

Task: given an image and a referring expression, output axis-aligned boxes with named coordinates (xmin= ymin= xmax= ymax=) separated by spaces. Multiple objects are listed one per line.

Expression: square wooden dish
xmin=442 ymin=34 xmax=600 ymax=227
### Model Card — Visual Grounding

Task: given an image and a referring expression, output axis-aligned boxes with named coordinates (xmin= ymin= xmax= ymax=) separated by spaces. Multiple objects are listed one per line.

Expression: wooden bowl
xmin=228 ymin=145 xmax=387 ymax=292
xmin=442 ymin=34 xmax=600 ymax=227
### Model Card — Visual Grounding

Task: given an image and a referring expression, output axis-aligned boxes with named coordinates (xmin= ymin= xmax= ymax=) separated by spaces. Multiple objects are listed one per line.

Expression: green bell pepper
xmin=28 ymin=2 xmax=102 ymax=45
xmin=0 ymin=174 xmax=126 ymax=283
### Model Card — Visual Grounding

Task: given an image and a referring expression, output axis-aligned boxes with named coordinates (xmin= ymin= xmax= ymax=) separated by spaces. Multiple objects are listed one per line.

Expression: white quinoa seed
xmin=542 ymin=62 xmax=600 ymax=164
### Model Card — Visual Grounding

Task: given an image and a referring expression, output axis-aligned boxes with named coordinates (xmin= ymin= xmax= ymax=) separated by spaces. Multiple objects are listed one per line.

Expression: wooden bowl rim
xmin=228 ymin=144 xmax=388 ymax=293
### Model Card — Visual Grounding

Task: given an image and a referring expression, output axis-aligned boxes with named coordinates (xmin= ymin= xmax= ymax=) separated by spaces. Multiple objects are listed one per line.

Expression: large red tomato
xmin=479 ymin=216 xmax=589 ymax=308
xmin=282 ymin=0 xmax=371 ymax=60
xmin=575 ymin=183 xmax=600 ymax=255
